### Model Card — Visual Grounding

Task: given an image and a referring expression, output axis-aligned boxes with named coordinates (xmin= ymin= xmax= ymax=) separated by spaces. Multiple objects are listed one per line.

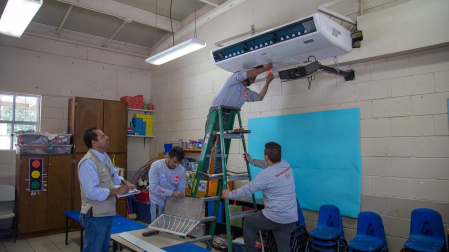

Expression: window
xmin=0 ymin=92 xmax=41 ymax=150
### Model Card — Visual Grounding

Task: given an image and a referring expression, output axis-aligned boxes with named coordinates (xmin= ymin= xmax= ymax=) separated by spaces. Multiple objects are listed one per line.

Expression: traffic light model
xmin=28 ymin=158 xmax=44 ymax=191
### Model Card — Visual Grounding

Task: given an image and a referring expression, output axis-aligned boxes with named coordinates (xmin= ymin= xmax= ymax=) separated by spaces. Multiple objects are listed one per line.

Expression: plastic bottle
xmin=198 ymin=139 xmax=202 ymax=149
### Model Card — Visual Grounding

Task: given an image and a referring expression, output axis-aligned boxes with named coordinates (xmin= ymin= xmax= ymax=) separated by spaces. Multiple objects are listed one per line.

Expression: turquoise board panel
xmin=248 ymin=108 xmax=361 ymax=217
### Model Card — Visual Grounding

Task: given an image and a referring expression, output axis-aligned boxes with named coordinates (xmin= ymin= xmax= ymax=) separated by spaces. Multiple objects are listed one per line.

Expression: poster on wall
xmin=248 ymin=108 xmax=362 ymax=218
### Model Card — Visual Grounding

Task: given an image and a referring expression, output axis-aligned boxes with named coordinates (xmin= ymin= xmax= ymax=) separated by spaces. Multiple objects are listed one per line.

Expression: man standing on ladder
xmin=204 ymin=63 xmax=274 ymax=173
xmin=222 ymin=142 xmax=297 ymax=252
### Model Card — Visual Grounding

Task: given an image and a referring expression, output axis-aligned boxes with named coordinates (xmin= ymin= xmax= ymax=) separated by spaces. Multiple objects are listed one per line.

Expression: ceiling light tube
xmin=0 ymin=0 xmax=43 ymax=38
xmin=146 ymin=38 xmax=206 ymax=65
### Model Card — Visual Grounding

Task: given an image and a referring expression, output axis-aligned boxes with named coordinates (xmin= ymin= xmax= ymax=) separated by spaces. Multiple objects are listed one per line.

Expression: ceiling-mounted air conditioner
xmin=211 ymin=13 xmax=352 ymax=73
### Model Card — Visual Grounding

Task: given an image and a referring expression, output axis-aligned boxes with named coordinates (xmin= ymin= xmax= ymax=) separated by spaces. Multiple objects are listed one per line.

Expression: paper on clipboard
xmin=114 ymin=185 xmax=141 ymax=198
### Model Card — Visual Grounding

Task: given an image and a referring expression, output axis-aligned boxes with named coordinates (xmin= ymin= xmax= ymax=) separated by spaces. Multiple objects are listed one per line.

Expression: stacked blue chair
xmin=347 ymin=211 xmax=388 ymax=251
xmin=400 ymin=208 xmax=447 ymax=252
xmin=306 ymin=204 xmax=347 ymax=252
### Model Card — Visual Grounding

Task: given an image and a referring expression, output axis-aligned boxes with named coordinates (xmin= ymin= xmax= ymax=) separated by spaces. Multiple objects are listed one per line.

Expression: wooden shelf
xmin=128 ymin=135 xmax=155 ymax=138
xmin=183 ymin=148 xmax=202 ymax=152
xmin=127 ymin=108 xmax=154 ymax=113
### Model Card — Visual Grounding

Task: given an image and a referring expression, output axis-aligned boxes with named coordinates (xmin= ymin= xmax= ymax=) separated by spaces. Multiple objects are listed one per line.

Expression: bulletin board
xmin=248 ymin=108 xmax=361 ymax=218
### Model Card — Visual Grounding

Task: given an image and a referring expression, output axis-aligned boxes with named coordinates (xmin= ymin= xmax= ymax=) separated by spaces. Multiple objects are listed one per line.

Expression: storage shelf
xmin=128 ymin=135 xmax=155 ymax=138
xmin=183 ymin=149 xmax=202 ymax=152
xmin=128 ymin=108 xmax=154 ymax=113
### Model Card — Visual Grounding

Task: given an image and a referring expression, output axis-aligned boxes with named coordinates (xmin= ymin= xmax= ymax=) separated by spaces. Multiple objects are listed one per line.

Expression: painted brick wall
xmin=148 ymin=1 xmax=449 ymax=250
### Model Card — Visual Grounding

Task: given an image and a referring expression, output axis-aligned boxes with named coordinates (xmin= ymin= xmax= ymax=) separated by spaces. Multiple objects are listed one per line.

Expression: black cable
xmin=153 ymin=0 xmax=157 ymax=47
xmin=307 ymin=55 xmax=317 ymax=62
xmin=170 ymin=0 xmax=174 ymax=46
xmin=307 ymin=74 xmax=315 ymax=89
xmin=194 ymin=0 xmax=197 ymax=38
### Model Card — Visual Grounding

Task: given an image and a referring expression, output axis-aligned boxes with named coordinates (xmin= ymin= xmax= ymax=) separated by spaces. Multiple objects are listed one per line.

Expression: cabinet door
xmin=107 ymin=153 xmax=127 ymax=179
xmin=18 ymin=156 xmax=48 ymax=234
xmin=103 ymin=100 xmax=127 ymax=153
xmin=47 ymin=155 xmax=73 ymax=229
xmin=73 ymin=154 xmax=83 ymax=211
xmin=74 ymin=98 xmax=104 ymax=153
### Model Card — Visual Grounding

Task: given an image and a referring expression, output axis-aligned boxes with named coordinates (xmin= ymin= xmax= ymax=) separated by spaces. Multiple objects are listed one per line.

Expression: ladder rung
xmin=187 ymin=235 xmax=213 ymax=243
xmin=229 ymin=210 xmax=257 ymax=220
xmin=198 ymin=173 xmax=250 ymax=181
xmin=199 ymin=173 xmax=223 ymax=181
xmin=227 ymin=174 xmax=250 ymax=181
xmin=222 ymin=133 xmax=245 ymax=139
xmin=200 ymin=216 xmax=216 ymax=222
xmin=200 ymin=196 xmax=220 ymax=202
xmin=206 ymin=154 xmax=227 ymax=158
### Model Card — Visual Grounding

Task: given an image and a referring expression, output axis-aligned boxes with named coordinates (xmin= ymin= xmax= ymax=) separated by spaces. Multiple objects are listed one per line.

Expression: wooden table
xmin=110 ymin=228 xmax=210 ymax=252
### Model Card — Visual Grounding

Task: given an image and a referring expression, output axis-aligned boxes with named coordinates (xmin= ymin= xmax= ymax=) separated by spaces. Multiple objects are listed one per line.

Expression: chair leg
xmin=13 ymin=216 xmax=16 ymax=243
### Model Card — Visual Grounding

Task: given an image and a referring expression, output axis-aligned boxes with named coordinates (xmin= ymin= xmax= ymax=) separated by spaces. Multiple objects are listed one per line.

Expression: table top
xmin=111 ymin=228 xmax=209 ymax=252
xmin=63 ymin=210 xmax=147 ymax=234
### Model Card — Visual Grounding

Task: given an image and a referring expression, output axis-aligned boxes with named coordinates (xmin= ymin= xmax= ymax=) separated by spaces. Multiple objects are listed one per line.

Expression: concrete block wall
xmin=149 ymin=0 xmax=449 ymax=250
xmin=0 ymin=33 xmax=153 ymax=185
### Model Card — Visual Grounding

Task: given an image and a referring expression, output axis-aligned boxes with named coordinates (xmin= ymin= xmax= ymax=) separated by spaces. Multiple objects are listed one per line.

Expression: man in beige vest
xmin=78 ymin=127 xmax=135 ymax=252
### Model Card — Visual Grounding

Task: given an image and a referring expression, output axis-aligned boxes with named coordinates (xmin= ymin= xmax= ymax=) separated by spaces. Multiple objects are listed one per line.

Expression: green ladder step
xmin=190 ymin=106 xmax=260 ymax=252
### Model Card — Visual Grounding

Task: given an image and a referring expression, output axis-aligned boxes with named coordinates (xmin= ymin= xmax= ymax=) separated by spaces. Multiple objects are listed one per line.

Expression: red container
xmin=135 ymin=190 xmax=149 ymax=202
xmin=120 ymin=96 xmax=134 ymax=102
xmin=134 ymin=95 xmax=143 ymax=102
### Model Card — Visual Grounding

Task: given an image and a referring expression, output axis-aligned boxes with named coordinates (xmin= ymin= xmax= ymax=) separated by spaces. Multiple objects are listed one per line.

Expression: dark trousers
xmin=244 ymin=211 xmax=295 ymax=252
xmin=203 ymin=108 xmax=232 ymax=173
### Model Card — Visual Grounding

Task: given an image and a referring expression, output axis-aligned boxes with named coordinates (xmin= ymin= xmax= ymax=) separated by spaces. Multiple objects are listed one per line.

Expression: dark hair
xmin=264 ymin=142 xmax=281 ymax=163
xmin=83 ymin=127 xmax=98 ymax=149
xmin=168 ymin=146 xmax=185 ymax=161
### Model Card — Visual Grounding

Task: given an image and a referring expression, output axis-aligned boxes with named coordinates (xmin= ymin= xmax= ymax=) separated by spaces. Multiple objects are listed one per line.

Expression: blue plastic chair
xmin=347 ymin=211 xmax=388 ymax=252
xmin=306 ymin=205 xmax=347 ymax=252
xmin=400 ymin=208 xmax=447 ymax=252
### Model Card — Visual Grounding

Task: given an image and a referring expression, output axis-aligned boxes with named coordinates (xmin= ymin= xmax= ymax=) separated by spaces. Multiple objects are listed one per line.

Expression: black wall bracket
xmin=279 ymin=61 xmax=355 ymax=89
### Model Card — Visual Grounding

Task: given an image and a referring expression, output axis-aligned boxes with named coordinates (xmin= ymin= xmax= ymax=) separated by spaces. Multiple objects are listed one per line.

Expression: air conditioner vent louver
xmin=211 ymin=13 xmax=352 ymax=73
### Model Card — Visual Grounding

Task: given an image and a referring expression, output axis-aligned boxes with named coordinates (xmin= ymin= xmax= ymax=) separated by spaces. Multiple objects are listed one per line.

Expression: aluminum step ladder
xmin=190 ymin=106 xmax=263 ymax=251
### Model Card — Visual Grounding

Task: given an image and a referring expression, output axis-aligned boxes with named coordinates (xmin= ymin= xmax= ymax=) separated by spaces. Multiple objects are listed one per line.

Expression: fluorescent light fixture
xmin=146 ymin=38 xmax=206 ymax=65
xmin=0 ymin=0 xmax=43 ymax=38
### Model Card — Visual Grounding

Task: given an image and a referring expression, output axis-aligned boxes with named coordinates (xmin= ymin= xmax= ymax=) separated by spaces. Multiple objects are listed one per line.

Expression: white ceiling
xmin=0 ymin=0 xmax=239 ymax=56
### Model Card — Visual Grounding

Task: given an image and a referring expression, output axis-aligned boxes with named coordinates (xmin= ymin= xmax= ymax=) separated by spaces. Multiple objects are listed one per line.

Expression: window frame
xmin=0 ymin=92 xmax=41 ymax=150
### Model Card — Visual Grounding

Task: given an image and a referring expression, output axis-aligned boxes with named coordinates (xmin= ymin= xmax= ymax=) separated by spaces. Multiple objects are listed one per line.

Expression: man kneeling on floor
xmin=222 ymin=142 xmax=297 ymax=252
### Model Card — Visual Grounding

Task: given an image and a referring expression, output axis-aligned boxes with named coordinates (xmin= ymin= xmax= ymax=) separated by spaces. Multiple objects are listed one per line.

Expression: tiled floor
xmin=1 ymin=231 xmax=84 ymax=252
xmin=0 ymin=232 xmax=220 ymax=252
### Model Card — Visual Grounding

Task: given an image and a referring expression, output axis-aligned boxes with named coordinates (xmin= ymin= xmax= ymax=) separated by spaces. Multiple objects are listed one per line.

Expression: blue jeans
xmin=79 ymin=214 xmax=113 ymax=252
xmin=244 ymin=211 xmax=295 ymax=252
xmin=150 ymin=203 xmax=165 ymax=223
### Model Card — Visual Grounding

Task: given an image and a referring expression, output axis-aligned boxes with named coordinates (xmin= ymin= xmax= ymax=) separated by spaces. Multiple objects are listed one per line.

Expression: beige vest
xmin=78 ymin=150 xmax=116 ymax=217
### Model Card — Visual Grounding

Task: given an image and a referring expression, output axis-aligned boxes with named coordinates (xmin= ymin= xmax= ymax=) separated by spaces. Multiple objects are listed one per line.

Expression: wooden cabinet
xmin=15 ymin=155 xmax=73 ymax=237
xmin=68 ymin=97 xmax=127 ymax=153
xmin=68 ymin=97 xmax=128 ymax=217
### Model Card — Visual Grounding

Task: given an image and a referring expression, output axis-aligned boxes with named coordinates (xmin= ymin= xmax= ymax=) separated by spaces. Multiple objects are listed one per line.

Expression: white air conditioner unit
xmin=211 ymin=13 xmax=352 ymax=73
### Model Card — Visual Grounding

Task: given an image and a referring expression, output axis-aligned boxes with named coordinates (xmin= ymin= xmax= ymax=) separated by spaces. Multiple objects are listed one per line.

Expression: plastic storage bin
xmin=16 ymin=145 xmax=72 ymax=155
xmin=54 ymin=134 xmax=71 ymax=144
xmin=16 ymin=133 xmax=71 ymax=145
xmin=131 ymin=198 xmax=151 ymax=224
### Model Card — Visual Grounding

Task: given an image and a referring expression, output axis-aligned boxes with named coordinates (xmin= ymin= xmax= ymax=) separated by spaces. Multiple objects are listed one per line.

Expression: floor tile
xmin=46 ymin=233 xmax=67 ymax=244
xmin=31 ymin=243 xmax=61 ymax=252
xmin=3 ymin=239 xmax=32 ymax=251
xmin=60 ymin=246 xmax=80 ymax=252
xmin=54 ymin=240 xmax=80 ymax=250
xmin=7 ymin=248 xmax=35 ymax=252
xmin=26 ymin=236 xmax=53 ymax=247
